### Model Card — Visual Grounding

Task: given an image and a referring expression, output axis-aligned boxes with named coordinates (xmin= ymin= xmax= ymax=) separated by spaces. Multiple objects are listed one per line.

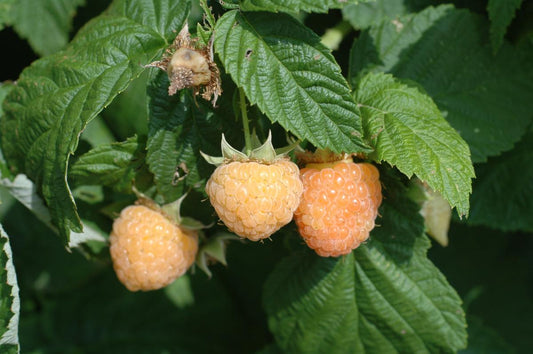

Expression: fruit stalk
xmin=239 ymin=87 xmax=253 ymax=155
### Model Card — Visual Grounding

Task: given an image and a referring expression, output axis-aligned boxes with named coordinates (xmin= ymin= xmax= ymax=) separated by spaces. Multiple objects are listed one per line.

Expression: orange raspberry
xmin=206 ymin=159 xmax=303 ymax=241
xmin=294 ymin=160 xmax=382 ymax=257
xmin=110 ymin=205 xmax=198 ymax=291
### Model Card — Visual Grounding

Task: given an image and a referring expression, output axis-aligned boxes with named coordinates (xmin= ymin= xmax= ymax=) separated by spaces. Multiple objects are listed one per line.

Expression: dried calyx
xmin=146 ymin=23 xmax=222 ymax=106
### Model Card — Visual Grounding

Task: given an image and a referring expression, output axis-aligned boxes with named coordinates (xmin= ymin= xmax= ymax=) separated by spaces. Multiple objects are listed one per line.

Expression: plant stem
xmin=239 ymin=87 xmax=252 ymax=154
xmin=321 ymin=21 xmax=353 ymax=51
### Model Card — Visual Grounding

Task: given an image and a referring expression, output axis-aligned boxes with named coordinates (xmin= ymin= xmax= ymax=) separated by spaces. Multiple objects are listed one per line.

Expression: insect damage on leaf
xmin=146 ymin=23 xmax=222 ymax=106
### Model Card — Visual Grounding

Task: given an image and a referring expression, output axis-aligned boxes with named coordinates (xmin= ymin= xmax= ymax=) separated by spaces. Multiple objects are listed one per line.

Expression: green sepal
xmin=200 ymin=151 xmax=225 ymax=166
xmin=250 ymin=130 xmax=263 ymax=150
xmin=221 ymin=134 xmax=248 ymax=161
xmin=249 ymin=131 xmax=277 ymax=161
xmin=196 ymin=232 xmax=240 ymax=278
xmin=160 ymin=193 xmax=186 ymax=224
xmin=156 ymin=194 xmax=209 ymax=230
xmin=201 ymin=131 xmax=300 ymax=166
xmin=180 ymin=217 xmax=210 ymax=231
xmin=275 ymin=136 xmax=302 ymax=156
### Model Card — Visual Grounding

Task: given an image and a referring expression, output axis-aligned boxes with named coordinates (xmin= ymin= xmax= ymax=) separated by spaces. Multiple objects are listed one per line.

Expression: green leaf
xmin=372 ymin=179 xmax=424 ymax=264
xmin=354 ymin=235 xmax=466 ymax=352
xmin=0 ymin=84 xmax=11 ymax=118
xmin=146 ymin=72 xmax=226 ymax=203
xmin=468 ymin=129 xmax=533 ymax=232
xmin=0 ymin=83 xmax=15 ymax=179
xmin=0 ymin=225 xmax=19 ymax=353
xmin=239 ymin=0 xmax=371 ymax=13
xmin=0 ymin=0 xmax=15 ymax=30
xmin=69 ymin=136 xmax=146 ymax=192
xmin=487 ymin=0 xmax=523 ymax=52
xmin=0 ymin=0 xmax=191 ymax=243
xmin=214 ymin=10 xmax=369 ymax=154
xmin=264 ymin=192 xmax=466 ymax=353
xmin=9 ymin=0 xmax=85 ymax=56
xmin=264 ymin=251 xmax=363 ymax=353
xmin=354 ymin=72 xmax=474 ymax=216
xmin=342 ymin=0 xmax=409 ymax=30
xmin=349 ymin=5 xmax=533 ymax=163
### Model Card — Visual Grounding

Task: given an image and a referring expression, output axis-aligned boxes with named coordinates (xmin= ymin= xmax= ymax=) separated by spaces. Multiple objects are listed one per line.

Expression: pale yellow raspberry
xmin=110 ymin=205 xmax=198 ymax=291
xmin=206 ymin=160 xmax=303 ymax=241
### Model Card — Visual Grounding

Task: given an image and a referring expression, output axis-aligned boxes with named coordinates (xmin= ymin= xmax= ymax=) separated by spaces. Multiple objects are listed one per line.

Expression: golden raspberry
xmin=206 ymin=160 xmax=303 ymax=241
xmin=110 ymin=205 xmax=198 ymax=291
xmin=294 ymin=161 xmax=382 ymax=257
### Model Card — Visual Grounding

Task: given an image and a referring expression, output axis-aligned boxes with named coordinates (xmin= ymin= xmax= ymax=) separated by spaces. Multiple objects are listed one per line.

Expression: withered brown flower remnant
xmin=147 ymin=23 xmax=222 ymax=106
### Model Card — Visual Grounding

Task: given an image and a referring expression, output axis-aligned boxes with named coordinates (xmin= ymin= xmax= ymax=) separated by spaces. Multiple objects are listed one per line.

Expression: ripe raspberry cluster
xmin=110 ymin=139 xmax=383 ymax=291
xmin=205 ymin=147 xmax=382 ymax=257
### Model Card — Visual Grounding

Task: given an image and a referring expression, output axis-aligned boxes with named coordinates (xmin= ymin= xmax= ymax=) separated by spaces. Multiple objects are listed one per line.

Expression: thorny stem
xmin=239 ymin=87 xmax=252 ymax=155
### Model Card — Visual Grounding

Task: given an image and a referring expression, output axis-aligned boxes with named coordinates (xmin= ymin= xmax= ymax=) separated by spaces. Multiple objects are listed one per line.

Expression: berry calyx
xmin=167 ymin=47 xmax=211 ymax=93
xmin=294 ymin=151 xmax=382 ymax=257
xmin=203 ymin=133 xmax=303 ymax=241
xmin=110 ymin=199 xmax=198 ymax=292
xmin=146 ymin=23 xmax=222 ymax=105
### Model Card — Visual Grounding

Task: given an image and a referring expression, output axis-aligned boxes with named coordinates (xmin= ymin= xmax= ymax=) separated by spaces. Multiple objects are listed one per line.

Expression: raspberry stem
xmin=239 ymin=87 xmax=252 ymax=155
xmin=321 ymin=20 xmax=352 ymax=51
